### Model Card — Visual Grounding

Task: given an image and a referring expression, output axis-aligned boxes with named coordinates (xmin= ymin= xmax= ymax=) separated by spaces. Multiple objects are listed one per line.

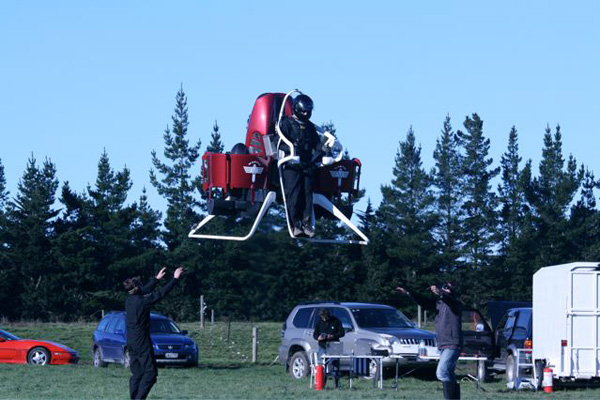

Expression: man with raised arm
xmin=395 ymin=282 xmax=463 ymax=400
xmin=123 ymin=266 xmax=185 ymax=400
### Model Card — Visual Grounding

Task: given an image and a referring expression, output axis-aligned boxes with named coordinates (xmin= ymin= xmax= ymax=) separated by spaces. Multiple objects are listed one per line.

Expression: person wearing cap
xmin=395 ymin=282 xmax=463 ymax=400
xmin=123 ymin=266 xmax=185 ymax=400
xmin=278 ymin=94 xmax=321 ymax=238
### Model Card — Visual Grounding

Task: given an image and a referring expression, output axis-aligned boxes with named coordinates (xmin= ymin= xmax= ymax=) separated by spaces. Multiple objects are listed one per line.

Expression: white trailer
xmin=532 ymin=262 xmax=600 ymax=381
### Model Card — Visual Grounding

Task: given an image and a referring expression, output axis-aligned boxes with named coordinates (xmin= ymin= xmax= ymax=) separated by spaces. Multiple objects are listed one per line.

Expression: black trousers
xmin=129 ymin=348 xmax=158 ymax=400
xmin=282 ymin=166 xmax=315 ymax=227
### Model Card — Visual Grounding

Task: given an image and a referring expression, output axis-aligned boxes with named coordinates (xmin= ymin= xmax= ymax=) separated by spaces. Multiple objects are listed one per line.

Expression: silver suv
xmin=279 ymin=302 xmax=437 ymax=379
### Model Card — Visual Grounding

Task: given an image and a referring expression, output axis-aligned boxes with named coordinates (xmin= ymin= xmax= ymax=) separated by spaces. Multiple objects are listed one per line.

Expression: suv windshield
xmin=350 ymin=307 xmax=412 ymax=328
xmin=150 ymin=319 xmax=182 ymax=334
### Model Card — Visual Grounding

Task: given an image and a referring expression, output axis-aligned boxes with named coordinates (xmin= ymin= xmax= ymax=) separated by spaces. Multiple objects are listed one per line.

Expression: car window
xmin=150 ymin=319 xmax=181 ymax=334
xmin=0 ymin=330 xmax=20 ymax=341
xmin=97 ymin=317 xmax=111 ymax=332
xmin=515 ymin=309 xmax=532 ymax=331
xmin=496 ymin=314 xmax=508 ymax=331
xmin=331 ymin=308 xmax=354 ymax=330
xmin=462 ymin=310 xmax=490 ymax=332
xmin=292 ymin=307 xmax=315 ymax=329
xmin=504 ymin=314 xmax=516 ymax=331
xmin=350 ymin=307 xmax=412 ymax=328
xmin=105 ymin=317 xmax=119 ymax=334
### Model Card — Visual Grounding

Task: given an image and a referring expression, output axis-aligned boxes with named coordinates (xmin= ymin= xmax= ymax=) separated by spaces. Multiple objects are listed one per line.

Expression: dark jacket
xmin=125 ymin=277 xmax=178 ymax=352
xmin=409 ymin=289 xmax=463 ymax=350
xmin=313 ymin=315 xmax=345 ymax=349
xmin=278 ymin=116 xmax=320 ymax=165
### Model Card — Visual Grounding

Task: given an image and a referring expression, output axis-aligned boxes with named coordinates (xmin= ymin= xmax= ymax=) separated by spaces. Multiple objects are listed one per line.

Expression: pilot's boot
xmin=292 ymin=221 xmax=303 ymax=237
xmin=302 ymin=218 xmax=315 ymax=238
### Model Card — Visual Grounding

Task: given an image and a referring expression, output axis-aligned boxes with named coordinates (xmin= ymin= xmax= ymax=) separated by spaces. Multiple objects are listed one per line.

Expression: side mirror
xmin=114 ymin=329 xmax=124 ymax=335
xmin=343 ymin=325 xmax=353 ymax=333
xmin=0 ymin=337 xmax=6 ymax=343
xmin=475 ymin=323 xmax=485 ymax=332
xmin=181 ymin=330 xmax=188 ymax=335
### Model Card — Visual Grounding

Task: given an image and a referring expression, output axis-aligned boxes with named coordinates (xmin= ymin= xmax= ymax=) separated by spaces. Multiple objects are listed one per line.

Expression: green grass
xmin=1 ymin=322 xmax=599 ymax=399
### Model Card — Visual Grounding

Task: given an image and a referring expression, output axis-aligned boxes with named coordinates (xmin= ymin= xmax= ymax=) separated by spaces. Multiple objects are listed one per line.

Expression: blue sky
xmin=2 ymin=1 xmax=599 ymax=217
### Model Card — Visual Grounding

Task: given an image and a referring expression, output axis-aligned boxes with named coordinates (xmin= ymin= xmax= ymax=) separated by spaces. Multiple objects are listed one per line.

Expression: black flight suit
xmin=126 ymin=277 xmax=178 ymax=400
xmin=278 ymin=116 xmax=321 ymax=229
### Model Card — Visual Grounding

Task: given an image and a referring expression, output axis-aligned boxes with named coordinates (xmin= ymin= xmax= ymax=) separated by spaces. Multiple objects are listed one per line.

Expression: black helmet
xmin=293 ymin=94 xmax=313 ymax=122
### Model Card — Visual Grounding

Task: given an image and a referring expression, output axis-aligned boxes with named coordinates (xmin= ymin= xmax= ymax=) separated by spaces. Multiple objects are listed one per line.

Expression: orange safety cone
xmin=542 ymin=367 xmax=553 ymax=393
xmin=315 ymin=365 xmax=325 ymax=391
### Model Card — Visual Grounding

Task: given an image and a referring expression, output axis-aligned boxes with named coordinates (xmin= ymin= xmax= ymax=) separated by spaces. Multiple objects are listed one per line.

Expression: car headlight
xmin=380 ymin=334 xmax=398 ymax=348
xmin=184 ymin=343 xmax=196 ymax=350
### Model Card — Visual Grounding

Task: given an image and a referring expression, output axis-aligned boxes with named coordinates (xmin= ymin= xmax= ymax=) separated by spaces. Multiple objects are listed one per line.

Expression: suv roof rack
xmin=298 ymin=301 xmax=341 ymax=305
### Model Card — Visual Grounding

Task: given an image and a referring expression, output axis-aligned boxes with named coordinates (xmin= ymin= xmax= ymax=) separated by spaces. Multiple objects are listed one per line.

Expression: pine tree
xmin=7 ymin=155 xmax=59 ymax=319
xmin=0 ymin=159 xmax=7 ymax=213
xmin=377 ymin=127 xmax=437 ymax=305
xmin=493 ymin=127 xmax=534 ymax=301
xmin=53 ymin=151 xmax=141 ymax=318
xmin=569 ymin=168 xmax=599 ymax=260
xmin=497 ymin=126 xmax=525 ymax=251
xmin=150 ymin=85 xmax=203 ymax=250
xmin=206 ymin=120 xmax=225 ymax=153
xmin=457 ymin=114 xmax=499 ymax=269
xmin=0 ymin=158 xmax=14 ymax=319
xmin=432 ymin=115 xmax=464 ymax=272
xmin=132 ymin=187 xmax=162 ymax=249
xmin=524 ymin=124 xmax=582 ymax=266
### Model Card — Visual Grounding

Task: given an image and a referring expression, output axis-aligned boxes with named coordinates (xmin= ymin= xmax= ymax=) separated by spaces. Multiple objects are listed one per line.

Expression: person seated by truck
xmin=313 ymin=308 xmax=345 ymax=388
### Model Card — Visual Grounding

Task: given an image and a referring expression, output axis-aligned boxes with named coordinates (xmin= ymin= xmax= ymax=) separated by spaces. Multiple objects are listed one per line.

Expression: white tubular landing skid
xmin=187 ymin=191 xmax=277 ymax=241
xmin=308 ymin=193 xmax=370 ymax=245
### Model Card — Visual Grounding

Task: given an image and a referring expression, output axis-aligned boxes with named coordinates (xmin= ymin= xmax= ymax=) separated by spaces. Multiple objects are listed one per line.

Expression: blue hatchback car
xmin=92 ymin=311 xmax=198 ymax=368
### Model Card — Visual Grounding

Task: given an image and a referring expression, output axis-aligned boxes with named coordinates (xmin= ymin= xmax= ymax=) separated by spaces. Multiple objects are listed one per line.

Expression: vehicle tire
xmin=93 ymin=347 xmax=108 ymax=368
xmin=122 ymin=348 xmax=131 ymax=369
xmin=363 ymin=358 xmax=380 ymax=380
xmin=27 ymin=347 xmax=50 ymax=365
xmin=506 ymin=353 xmax=517 ymax=387
xmin=477 ymin=360 xmax=491 ymax=383
xmin=289 ymin=351 xmax=309 ymax=379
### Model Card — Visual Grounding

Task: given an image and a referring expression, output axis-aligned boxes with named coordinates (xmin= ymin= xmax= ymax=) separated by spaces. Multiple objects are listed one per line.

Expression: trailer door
xmin=568 ymin=269 xmax=600 ymax=379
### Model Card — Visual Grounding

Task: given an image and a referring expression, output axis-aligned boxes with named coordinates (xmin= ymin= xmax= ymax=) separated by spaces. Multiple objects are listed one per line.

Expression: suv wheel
xmin=289 ymin=351 xmax=309 ymax=379
xmin=93 ymin=347 xmax=107 ymax=368
xmin=506 ymin=353 xmax=516 ymax=387
xmin=362 ymin=358 xmax=380 ymax=380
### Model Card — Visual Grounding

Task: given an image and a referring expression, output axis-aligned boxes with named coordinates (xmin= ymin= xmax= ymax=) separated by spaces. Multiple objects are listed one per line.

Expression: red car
xmin=0 ymin=329 xmax=79 ymax=365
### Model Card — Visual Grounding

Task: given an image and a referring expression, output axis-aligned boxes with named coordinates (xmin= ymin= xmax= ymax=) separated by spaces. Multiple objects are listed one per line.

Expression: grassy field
xmin=1 ymin=321 xmax=599 ymax=399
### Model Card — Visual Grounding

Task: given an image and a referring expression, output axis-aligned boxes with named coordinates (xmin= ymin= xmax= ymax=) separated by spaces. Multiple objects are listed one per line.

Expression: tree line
xmin=1 ymin=87 xmax=598 ymax=322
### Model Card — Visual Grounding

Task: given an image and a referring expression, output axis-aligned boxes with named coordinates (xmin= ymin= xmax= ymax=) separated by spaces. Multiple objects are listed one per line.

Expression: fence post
xmin=417 ymin=305 xmax=422 ymax=328
xmin=211 ymin=309 xmax=214 ymax=325
xmin=252 ymin=326 xmax=258 ymax=363
xmin=227 ymin=319 xmax=231 ymax=342
xmin=200 ymin=295 xmax=205 ymax=329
